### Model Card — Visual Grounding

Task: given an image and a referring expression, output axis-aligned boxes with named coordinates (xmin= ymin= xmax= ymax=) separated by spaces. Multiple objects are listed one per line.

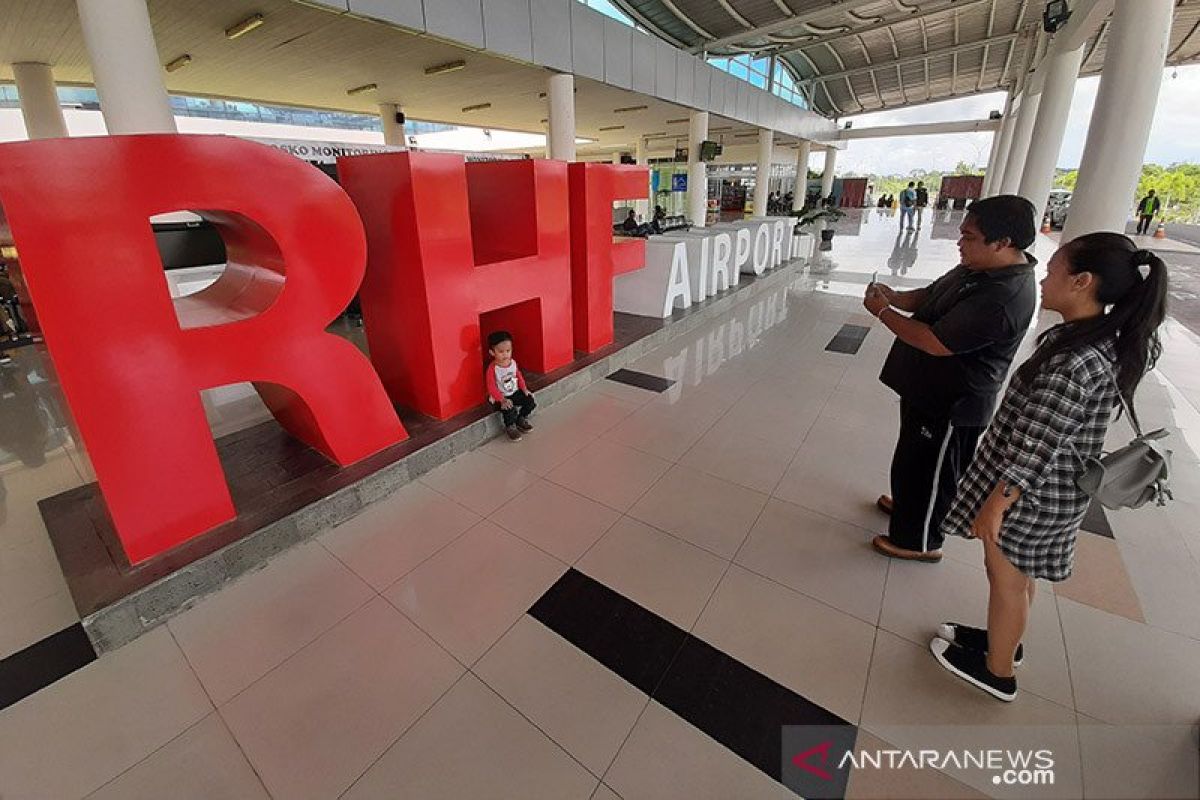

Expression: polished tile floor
xmin=2 ymin=209 xmax=1200 ymax=798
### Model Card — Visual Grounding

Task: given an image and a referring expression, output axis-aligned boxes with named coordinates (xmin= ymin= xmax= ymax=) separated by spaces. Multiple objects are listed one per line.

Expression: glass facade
xmin=707 ymin=54 xmax=809 ymax=109
xmin=0 ymin=84 xmax=454 ymax=136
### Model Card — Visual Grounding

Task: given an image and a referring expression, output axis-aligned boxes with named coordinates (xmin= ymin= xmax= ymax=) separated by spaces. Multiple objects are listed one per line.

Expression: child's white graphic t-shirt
xmin=493 ymin=361 xmax=519 ymax=397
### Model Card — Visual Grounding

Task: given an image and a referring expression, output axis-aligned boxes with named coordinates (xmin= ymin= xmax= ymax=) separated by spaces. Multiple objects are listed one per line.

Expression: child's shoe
xmin=516 ymin=418 xmax=534 ymax=432
xmin=505 ymin=425 xmax=523 ymax=441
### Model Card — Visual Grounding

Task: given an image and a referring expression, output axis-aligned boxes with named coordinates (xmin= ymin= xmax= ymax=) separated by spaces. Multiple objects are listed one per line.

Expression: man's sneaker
xmin=505 ymin=425 xmax=522 ymax=441
xmin=516 ymin=418 xmax=533 ymax=432
xmin=937 ymin=622 xmax=1023 ymax=667
xmin=930 ymin=638 xmax=1017 ymax=702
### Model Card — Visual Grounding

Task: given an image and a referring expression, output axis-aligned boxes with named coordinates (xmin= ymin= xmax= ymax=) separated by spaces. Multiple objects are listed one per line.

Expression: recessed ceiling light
xmin=224 ymin=13 xmax=264 ymax=39
xmin=462 ymin=102 xmax=492 ymax=112
xmin=425 ymin=60 xmax=466 ymax=76
xmin=165 ymin=54 xmax=192 ymax=72
xmin=613 ymin=105 xmax=648 ymax=113
xmin=666 ymin=118 xmax=688 ymax=124
xmin=346 ymin=83 xmax=378 ymax=96
xmin=711 ymin=126 xmax=733 ymax=132
xmin=734 ymin=132 xmax=758 ymax=138
xmin=599 ymin=125 xmax=625 ymax=131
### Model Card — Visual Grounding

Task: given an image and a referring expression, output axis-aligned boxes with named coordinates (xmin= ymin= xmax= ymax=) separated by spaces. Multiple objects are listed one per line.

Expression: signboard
xmin=672 ymin=173 xmax=688 ymax=192
xmin=0 ymin=136 xmax=648 ymax=564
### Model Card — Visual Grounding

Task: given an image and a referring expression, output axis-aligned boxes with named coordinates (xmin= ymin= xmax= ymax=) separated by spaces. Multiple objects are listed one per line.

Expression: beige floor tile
xmin=1118 ymin=538 xmax=1200 ymax=641
xmin=0 ymin=586 xmax=79 ymax=661
xmin=1077 ymin=716 xmax=1200 ymax=799
xmin=1054 ymin=534 xmax=1144 ymax=623
xmin=318 ymin=480 xmax=480 ymax=590
xmin=694 ymin=565 xmax=875 ymax=723
xmin=419 ymin=450 xmax=538 ymax=515
xmin=593 ymin=782 xmax=624 ymax=800
xmin=168 ymin=542 xmax=374 ymax=704
xmin=845 ymin=731 xmax=989 ymax=799
xmin=604 ymin=701 xmax=796 ymax=800
xmin=587 ymin=377 xmax=661 ymax=406
xmin=474 ymin=616 xmax=647 ymax=776
xmin=481 ymin=414 xmax=600 ymax=475
xmin=679 ymin=421 xmax=802 ymax=495
xmin=859 ymin=632 xmax=1083 ymax=799
xmin=86 ymin=714 xmax=269 ymax=800
xmin=0 ymin=532 xmax=71 ymax=612
xmin=878 ymin=557 xmax=1075 ymax=709
xmin=605 ymin=403 xmax=715 ymax=462
xmin=941 ymin=532 xmax=986 ymax=568
xmin=576 ymin=516 xmax=727 ymax=630
xmin=385 ymin=520 xmax=566 ymax=664
xmin=773 ymin=417 xmax=895 ymax=533
xmin=1058 ymin=597 xmax=1200 ymax=725
xmin=343 ymin=673 xmax=597 ymax=800
xmin=538 ymin=389 xmax=645 ymax=437
xmin=735 ymin=498 xmax=889 ymax=625
xmin=219 ymin=597 xmax=463 ymax=800
xmin=490 ymin=479 xmax=621 ymax=563
xmin=547 ymin=439 xmax=672 ymax=511
xmin=0 ymin=627 xmax=212 ymax=800
xmin=628 ymin=464 xmax=768 ymax=559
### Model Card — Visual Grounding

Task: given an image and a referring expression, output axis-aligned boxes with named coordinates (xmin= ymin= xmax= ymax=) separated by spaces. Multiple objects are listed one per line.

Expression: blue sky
xmin=838 ymin=64 xmax=1200 ymax=176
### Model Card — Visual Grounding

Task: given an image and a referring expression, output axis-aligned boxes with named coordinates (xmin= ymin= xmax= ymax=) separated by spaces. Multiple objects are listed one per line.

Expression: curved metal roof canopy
xmin=613 ymin=0 xmax=1200 ymax=117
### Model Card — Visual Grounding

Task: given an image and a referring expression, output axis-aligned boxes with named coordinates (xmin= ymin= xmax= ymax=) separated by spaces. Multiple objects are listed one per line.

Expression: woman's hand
xmin=971 ymin=502 xmax=1004 ymax=545
xmin=863 ymin=285 xmax=889 ymax=317
xmin=501 ymin=398 xmax=514 ymax=410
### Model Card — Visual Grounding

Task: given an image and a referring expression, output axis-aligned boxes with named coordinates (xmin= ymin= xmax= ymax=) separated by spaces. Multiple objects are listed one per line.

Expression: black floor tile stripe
xmin=0 ymin=624 xmax=96 ymax=710
xmin=1081 ymin=500 xmax=1114 ymax=538
xmin=605 ymin=368 xmax=676 ymax=393
xmin=530 ymin=569 xmax=857 ymax=798
xmin=825 ymin=324 xmax=870 ymax=355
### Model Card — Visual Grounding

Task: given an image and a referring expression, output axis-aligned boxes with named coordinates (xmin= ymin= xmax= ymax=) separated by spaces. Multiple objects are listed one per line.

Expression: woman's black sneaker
xmin=930 ymin=638 xmax=1017 ymax=702
xmin=937 ymin=622 xmax=1023 ymax=667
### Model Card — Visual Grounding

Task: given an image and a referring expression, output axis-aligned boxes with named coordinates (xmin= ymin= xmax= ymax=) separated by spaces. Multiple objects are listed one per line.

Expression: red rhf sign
xmin=0 ymin=135 xmax=646 ymax=564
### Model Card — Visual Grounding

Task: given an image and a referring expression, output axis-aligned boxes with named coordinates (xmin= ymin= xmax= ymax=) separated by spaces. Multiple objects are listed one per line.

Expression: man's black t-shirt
xmin=879 ymin=257 xmax=1038 ymax=426
xmin=915 ymin=187 xmax=929 ymax=207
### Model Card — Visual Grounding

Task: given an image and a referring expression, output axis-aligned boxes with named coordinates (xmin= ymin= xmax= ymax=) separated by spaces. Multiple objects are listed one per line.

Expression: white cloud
xmin=837 ymin=64 xmax=1200 ymax=176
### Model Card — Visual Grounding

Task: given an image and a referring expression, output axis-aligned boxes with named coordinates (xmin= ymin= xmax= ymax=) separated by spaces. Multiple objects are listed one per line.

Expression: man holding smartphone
xmin=863 ymin=195 xmax=1038 ymax=562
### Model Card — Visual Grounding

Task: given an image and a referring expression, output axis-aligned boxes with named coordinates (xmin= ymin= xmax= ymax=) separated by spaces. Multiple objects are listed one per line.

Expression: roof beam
xmin=836 ymin=118 xmax=1002 ymax=140
xmin=688 ymin=0 xmax=885 ymax=52
xmin=660 ymin=0 xmax=715 ymax=40
xmin=770 ymin=0 xmax=992 ymax=58
xmin=805 ymin=33 xmax=1020 ymax=84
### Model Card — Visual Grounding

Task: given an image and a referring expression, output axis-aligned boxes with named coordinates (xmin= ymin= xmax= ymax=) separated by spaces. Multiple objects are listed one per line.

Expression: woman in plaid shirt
xmin=931 ymin=232 xmax=1168 ymax=701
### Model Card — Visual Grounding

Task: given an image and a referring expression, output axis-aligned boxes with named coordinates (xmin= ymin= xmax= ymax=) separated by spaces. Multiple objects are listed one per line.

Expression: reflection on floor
xmin=2 ymin=209 xmax=1200 ymax=798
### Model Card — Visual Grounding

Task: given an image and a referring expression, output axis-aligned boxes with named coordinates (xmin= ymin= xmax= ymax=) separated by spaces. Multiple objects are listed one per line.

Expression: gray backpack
xmin=1074 ymin=385 xmax=1173 ymax=510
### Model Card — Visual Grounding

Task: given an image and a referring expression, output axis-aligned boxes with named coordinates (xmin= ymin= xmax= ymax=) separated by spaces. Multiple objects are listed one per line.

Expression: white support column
xmin=634 ymin=136 xmax=650 ymax=221
xmin=753 ymin=129 xmax=774 ymax=218
xmin=1017 ymin=45 xmax=1086 ymax=215
xmin=77 ymin=0 xmax=176 ymax=134
xmin=12 ymin=63 xmax=69 ymax=139
xmin=547 ymin=72 xmax=576 ymax=161
xmin=687 ymin=111 xmax=709 ymax=227
xmin=611 ymin=151 xmax=622 ymax=164
xmin=820 ymin=147 xmax=837 ymax=199
xmin=984 ymin=93 xmax=1018 ymax=197
xmin=999 ymin=89 xmax=1039 ymax=195
xmin=1063 ymin=0 xmax=1174 ymax=240
xmin=380 ymin=102 xmax=406 ymax=148
xmin=792 ymin=140 xmax=812 ymax=211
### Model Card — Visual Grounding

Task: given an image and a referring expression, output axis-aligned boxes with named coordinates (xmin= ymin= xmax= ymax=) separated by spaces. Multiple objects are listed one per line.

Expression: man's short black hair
xmin=487 ymin=330 xmax=513 ymax=349
xmin=966 ymin=194 xmax=1037 ymax=250
xmin=907 ymin=181 xmax=915 ymax=187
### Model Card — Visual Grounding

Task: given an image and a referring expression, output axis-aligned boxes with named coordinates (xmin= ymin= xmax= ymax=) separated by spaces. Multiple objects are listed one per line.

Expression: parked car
xmin=1047 ymin=190 xmax=1071 ymax=229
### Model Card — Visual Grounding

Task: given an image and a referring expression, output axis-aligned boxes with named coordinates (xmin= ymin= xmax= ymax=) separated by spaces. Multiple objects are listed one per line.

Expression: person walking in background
xmin=864 ymin=195 xmax=1039 ymax=563
xmin=931 ymin=233 xmax=1168 ymax=701
xmin=1136 ymin=189 xmax=1162 ymax=235
xmin=899 ymin=182 xmax=917 ymax=231
xmin=915 ymin=181 xmax=930 ymax=229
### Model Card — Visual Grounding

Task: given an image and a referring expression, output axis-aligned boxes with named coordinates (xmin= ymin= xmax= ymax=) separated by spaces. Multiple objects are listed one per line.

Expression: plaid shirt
xmin=941 ymin=335 xmax=1118 ymax=581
